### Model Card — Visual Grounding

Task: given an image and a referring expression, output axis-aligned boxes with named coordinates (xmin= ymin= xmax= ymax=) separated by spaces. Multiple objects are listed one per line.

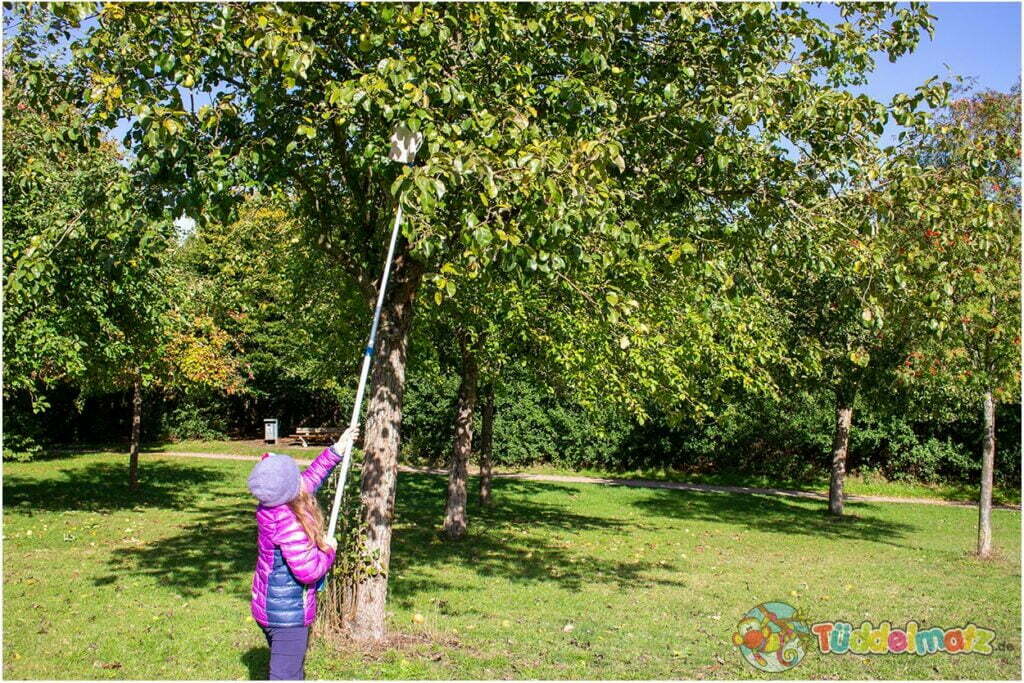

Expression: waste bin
xmin=264 ymin=418 xmax=278 ymax=445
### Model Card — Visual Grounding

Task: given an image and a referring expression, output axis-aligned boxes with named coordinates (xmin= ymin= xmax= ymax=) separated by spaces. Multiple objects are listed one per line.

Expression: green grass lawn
xmin=4 ymin=452 xmax=1020 ymax=679
xmin=121 ymin=438 xmax=1022 ymax=506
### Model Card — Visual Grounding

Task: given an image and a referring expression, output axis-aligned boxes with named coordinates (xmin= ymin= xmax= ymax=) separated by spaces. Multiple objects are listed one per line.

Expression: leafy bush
xmin=162 ymin=402 xmax=229 ymax=441
xmin=402 ymin=359 xmax=459 ymax=466
xmin=848 ymin=413 xmax=921 ymax=478
xmin=3 ymin=392 xmax=48 ymax=460
xmin=488 ymin=375 xmax=631 ymax=469
xmin=900 ymin=438 xmax=977 ymax=483
xmin=477 ymin=379 xmax=1019 ymax=488
xmin=404 ymin=368 xmax=633 ymax=470
xmin=2 ymin=432 xmax=43 ymax=461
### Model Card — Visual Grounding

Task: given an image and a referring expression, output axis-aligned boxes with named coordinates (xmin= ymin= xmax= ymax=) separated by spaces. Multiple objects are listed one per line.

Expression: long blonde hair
xmin=288 ymin=489 xmax=330 ymax=551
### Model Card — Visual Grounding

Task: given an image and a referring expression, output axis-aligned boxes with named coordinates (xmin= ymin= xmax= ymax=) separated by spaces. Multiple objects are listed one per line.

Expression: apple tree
xmin=45 ymin=1 xmax=936 ymax=637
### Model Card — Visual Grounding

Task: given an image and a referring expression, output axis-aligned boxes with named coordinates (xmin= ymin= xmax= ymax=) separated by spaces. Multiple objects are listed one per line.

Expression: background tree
xmin=3 ymin=28 xmax=172 ymax=483
xmin=441 ymin=327 xmax=478 ymax=540
xmin=762 ymin=70 xmax=974 ymax=516
xmin=898 ymin=85 xmax=1021 ymax=555
xmin=170 ymin=196 xmax=367 ymax=433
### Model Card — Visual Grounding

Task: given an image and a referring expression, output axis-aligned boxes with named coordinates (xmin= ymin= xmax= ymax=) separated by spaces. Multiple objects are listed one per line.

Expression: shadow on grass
xmin=1 ymin=460 xmax=228 ymax=513
xmin=629 ymin=487 xmax=917 ymax=546
xmin=90 ymin=471 xmax=681 ymax=603
xmin=2 ymin=459 xmax=915 ymax=612
xmin=241 ymin=646 xmax=269 ymax=680
xmin=96 ymin=495 xmax=255 ymax=597
xmin=386 ymin=474 xmax=688 ymax=610
xmin=24 ymin=443 xmax=1024 ymax=506
xmin=1 ymin=458 xmax=256 ymax=598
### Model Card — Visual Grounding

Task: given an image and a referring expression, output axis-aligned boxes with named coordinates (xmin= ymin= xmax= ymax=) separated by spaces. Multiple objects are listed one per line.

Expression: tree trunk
xmin=128 ymin=372 xmax=142 ymax=490
xmin=479 ymin=383 xmax=495 ymax=506
xmin=346 ymin=256 xmax=422 ymax=642
xmin=443 ymin=338 xmax=477 ymax=539
xmin=828 ymin=388 xmax=854 ymax=516
xmin=978 ymin=390 xmax=996 ymax=558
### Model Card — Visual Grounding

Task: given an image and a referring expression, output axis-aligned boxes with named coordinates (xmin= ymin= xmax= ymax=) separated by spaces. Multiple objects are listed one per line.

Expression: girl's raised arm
xmin=300 ymin=447 xmax=342 ymax=495
xmin=300 ymin=425 xmax=359 ymax=494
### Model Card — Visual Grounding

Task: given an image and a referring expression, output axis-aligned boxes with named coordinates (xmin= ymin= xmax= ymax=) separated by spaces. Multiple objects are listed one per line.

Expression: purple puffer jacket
xmin=250 ymin=447 xmax=340 ymax=628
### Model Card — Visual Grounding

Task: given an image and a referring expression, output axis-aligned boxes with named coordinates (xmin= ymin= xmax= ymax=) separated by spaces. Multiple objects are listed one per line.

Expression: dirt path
xmin=151 ymin=450 xmax=1020 ymax=510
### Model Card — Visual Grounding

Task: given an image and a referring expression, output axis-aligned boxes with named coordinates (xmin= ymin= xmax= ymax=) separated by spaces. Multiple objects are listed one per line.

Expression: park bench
xmin=289 ymin=426 xmax=341 ymax=447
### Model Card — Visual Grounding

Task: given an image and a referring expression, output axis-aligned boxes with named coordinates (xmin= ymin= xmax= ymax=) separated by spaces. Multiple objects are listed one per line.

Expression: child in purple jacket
xmin=246 ymin=425 xmax=357 ymax=680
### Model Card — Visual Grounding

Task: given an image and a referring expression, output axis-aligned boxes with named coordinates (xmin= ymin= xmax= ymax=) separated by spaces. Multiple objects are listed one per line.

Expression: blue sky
xmin=813 ymin=2 xmax=1021 ymax=98
xmin=805 ymin=2 xmax=1020 ymax=145
xmin=914 ymin=2 xmax=1020 ymax=93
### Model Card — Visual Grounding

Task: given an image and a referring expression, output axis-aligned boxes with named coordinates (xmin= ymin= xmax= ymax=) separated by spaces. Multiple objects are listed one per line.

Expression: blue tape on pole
xmin=364 ymin=345 xmax=374 ymax=357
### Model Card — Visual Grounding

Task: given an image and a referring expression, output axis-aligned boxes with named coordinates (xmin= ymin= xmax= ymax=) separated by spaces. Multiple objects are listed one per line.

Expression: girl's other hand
xmin=323 ymin=535 xmax=338 ymax=551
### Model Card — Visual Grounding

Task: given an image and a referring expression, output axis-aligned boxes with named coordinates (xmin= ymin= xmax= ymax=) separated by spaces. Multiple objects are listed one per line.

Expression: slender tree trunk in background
xmin=245 ymin=397 xmax=256 ymax=436
xmin=443 ymin=338 xmax=477 ymax=539
xmin=828 ymin=386 xmax=854 ymax=516
xmin=128 ymin=372 xmax=142 ymax=490
xmin=346 ymin=256 xmax=422 ymax=642
xmin=479 ymin=384 xmax=495 ymax=506
xmin=978 ymin=390 xmax=996 ymax=558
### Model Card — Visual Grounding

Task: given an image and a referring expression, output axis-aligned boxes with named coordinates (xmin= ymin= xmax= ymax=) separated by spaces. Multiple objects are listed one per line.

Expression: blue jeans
xmin=261 ymin=625 xmax=309 ymax=680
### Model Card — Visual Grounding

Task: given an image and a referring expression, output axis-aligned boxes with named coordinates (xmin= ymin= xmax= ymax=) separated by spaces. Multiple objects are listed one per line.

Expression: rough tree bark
xmin=828 ymin=385 xmax=855 ymax=516
xmin=978 ymin=390 xmax=996 ymax=558
xmin=478 ymin=383 xmax=495 ymax=506
xmin=128 ymin=372 xmax=142 ymax=490
xmin=443 ymin=336 xmax=477 ymax=539
xmin=346 ymin=254 xmax=422 ymax=641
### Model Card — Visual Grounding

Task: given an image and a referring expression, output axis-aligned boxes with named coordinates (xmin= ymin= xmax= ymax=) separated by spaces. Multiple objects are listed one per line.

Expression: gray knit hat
xmin=247 ymin=453 xmax=302 ymax=507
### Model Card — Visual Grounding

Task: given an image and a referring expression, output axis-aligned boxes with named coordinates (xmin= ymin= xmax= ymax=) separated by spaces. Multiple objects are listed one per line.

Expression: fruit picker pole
xmin=326 ymin=125 xmax=423 ymax=540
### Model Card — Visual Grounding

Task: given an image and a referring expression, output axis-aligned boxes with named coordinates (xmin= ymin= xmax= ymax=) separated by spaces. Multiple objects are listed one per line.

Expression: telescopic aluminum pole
xmin=325 ymin=125 xmax=422 ymax=540
xmin=325 ymin=201 xmax=404 ymax=540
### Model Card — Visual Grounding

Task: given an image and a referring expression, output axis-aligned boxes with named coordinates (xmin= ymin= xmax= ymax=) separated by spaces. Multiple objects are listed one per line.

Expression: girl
xmin=246 ymin=425 xmax=358 ymax=680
